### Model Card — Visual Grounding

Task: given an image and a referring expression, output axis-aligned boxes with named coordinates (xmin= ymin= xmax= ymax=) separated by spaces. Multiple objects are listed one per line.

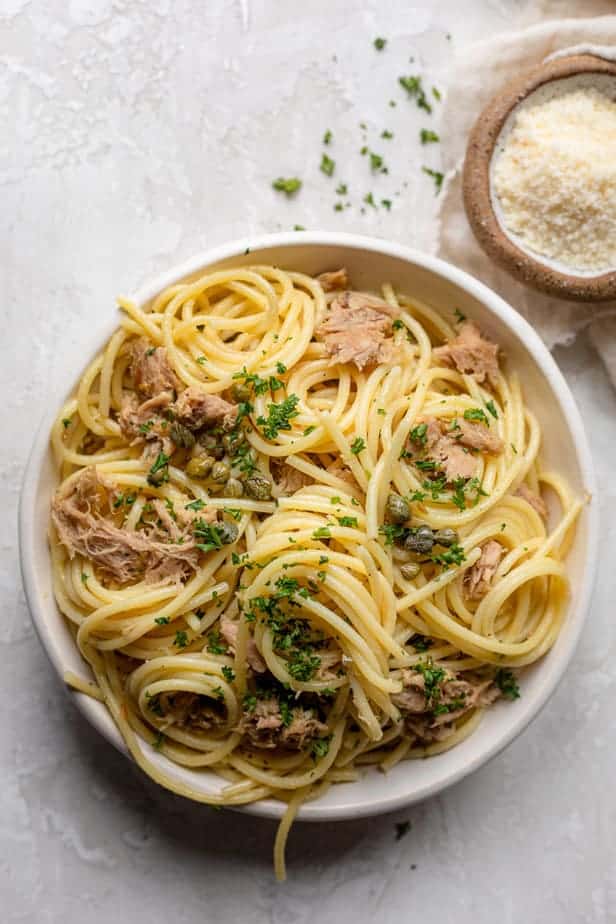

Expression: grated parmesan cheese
xmin=492 ymin=88 xmax=616 ymax=272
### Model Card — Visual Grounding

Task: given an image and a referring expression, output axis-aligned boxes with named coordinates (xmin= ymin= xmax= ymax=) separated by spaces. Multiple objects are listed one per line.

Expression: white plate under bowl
xmin=19 ymin=232 xmax=598 ymax=822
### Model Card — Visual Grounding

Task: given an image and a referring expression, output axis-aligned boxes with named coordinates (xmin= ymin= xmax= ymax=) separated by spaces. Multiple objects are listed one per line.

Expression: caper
xmin=244 ymin=474 xmax=272 ymax=500
xmin=225 ymin=477 xmax=244 ymax=498
xmin=400 ymin=562 xmax=421 ymax=580
xmin=434 ymin=528 xmax=458 ymax=548
xmin=211 ymin=461 xmax=231 ymax=483
xmin=217 ymin=520 xmax=239 ymax=544
xmin=231 ymin=382 xmax=251 ymax=403
xmin=404 ymin=525 xmax=435 ymax=555
xmin=385 ymin=493 xmax=410 ymax=525
xmin=222 ymin=428 xmax=246 ymax=454
xmin=170 ymin=422 xmax=195 ymax=449
xmin=186 ymin=455 xmax=215 ymax=478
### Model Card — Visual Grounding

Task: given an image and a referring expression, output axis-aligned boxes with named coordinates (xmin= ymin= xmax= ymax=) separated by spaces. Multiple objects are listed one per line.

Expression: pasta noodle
xmin=48 ymin=264 xmax=582 ymax=879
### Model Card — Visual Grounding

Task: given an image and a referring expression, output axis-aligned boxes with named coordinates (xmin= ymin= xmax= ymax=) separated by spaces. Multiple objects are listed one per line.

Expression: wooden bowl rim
xmin=463 ymin=53 xmax=616 ymax=302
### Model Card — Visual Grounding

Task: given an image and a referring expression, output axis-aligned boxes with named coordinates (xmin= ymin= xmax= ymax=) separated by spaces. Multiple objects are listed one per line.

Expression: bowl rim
xmin=19 ymin=230 xmax=599 ymax=822
xmin=463 ymin=53 xmax=616 ymax=301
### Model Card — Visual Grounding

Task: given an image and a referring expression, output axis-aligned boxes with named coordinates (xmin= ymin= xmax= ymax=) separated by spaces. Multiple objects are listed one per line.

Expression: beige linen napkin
xmin=438 ymin=15 xmax=616 ymax=384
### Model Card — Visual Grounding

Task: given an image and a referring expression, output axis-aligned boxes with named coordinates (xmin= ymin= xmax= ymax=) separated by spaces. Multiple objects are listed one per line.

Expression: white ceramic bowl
xmin=19 ymin=232 xmax=598 ymax=821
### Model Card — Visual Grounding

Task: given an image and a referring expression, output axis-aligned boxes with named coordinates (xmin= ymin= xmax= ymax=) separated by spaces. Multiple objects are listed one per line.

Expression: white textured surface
xmin=2 ymin=2 xmax=615 ymax=921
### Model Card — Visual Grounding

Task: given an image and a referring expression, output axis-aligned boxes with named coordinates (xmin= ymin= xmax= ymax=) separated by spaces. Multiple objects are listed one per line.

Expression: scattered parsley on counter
xmin=363 ymin=192 xmax=377 ymax=208
xmin=272 ymin=177 xmax=302 ymax=196
xmin=422 ymin=166 xmax=444 ymax=193
xmin=399 ymin=75 xmax=432 ymax=113
xmin=323 ymin=129 xmax=332 ymax=144
xmin=293 ymin=224 xmax=306 ymax=231
xmin=381 ymin=129 xmax=394 ymax=139
xmin=374 ymin=37 xmax=387 ymax=51
xmin=320 ymin=153 xmax=335 ymax=177
xmin=454 ymin=308 xmax=466 ymax=323
xmin=420 ymin=129 xmax=440 ymax=144
xmin=336 ymin=182 xmax=348 ymax=195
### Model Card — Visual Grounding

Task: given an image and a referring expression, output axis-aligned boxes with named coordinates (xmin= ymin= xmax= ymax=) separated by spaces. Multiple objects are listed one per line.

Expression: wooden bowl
xmin=463 ymin=54 xmax=616 ymax=302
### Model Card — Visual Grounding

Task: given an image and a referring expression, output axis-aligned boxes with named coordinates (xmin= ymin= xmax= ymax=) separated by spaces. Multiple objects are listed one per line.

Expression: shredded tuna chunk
xmin=464 ymin=540 xmax=504 ymax=600
xmin=433 ymin=321 xmax=500 ymax=386
xmin=316 ymin=290 xmax=398 ymax=370
xmin=219 ymin=615 xmax=266 ymax=674
xmin=236 ymin=697 xmax=328 ymax=750
xmin=157 ymin=691 xmax=226 ymax=732
xmin=392 ymin=665 xmax=501 ymax=744
xmin=456 ymin=418 xmax=503 ymax=454
xmin=410 ymin=415 xmax=502 ymax=483
xmin=174 ymin=386 xmax=238 ymax=432
xmin=316 ymin=267 xmax=350 ymax=292
xmin=130 ymin=338 xmax=179 ymax=397
xmin=271 ymin=459 xmax=314 ymax=496
xmin=516 ymin=483 xmax=548 ymax=520
xmin=51 ymin=467 xmax=201 ymax=585
xmin=119 ymin=392 xmax=175 ymax=459
xmin=415 ymin=416 xmax=478 ymax=482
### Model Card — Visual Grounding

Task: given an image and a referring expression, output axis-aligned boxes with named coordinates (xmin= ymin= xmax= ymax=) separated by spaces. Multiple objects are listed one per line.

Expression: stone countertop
xmin=2 ymin=2 xmax=614 ymax=921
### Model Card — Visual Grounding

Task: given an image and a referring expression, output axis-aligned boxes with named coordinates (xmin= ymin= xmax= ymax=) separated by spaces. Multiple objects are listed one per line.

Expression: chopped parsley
xmin=431 ymin=543 xmax=466 ymax=567
xmin=223 ymin=507 xmax=242 ymax=522
xmin=147 ymin=451 xmax=170 ymax=486
xmin=212 ymin=686 xmax=225 ymax=702
xmin=311 ymin=736 xmax=331 ymax=759
xmin=221 ymin=665 xmax=235 ymax=683
xmin=350 ymin=436 xmax=365 ymax=455
xmin=485 ymin=400 xmax=499 ymax=419
xmin=409 ymin=634 xmax=433 ymax=652
xmin=409 ymin=422 xmax=428 ymax=447
xmin=379 ymin=523 xmax=406 ymax=546
xmin=464 ymin=407 xmax=489 ymax=425
xmin=399 ymin=75 xmax=432 ymax=113
xmin=138 ymin=419 xmax=154 ymax=434
xmin=420 ymin=129 xmax=440 ymax=144
xmin=62 ymin=418 xmax=72 ymax=429
xmin=272 ymin=177 xmax=302 ymax=196
xmin=243 ymin=693 xmax=257 ymax=711
xmin=185 ymin=498 xmax=206 ymax=511
xmin=495 ymin=668 xmax=520 ymax=700
xmin=312 ymin=527 xmax=332 ymax=540
xmin=80 ymin=572 xmax=88 ymax=585
xmin=193 ymin=519 xmax=231 ymax=553
xmin=454 ymin=308 xmax=466 ymax=323
xmin=257 ymin=394 xmax=300 ymax=440
xmin=337 ymin=516 xmax=358 ymax=528
xmin=377 ymin=408 xmax=386 ymax=416
xmin=153 ymin=731 xmax=164 ymax=750
xmin=207 ymin=630 xmax=227 ymax=655
xmin=154 ymin=616 xmax=170 ymax=625
xmin=174 ymin=630 xmax=189 ymax=648
xmin=320 ymin=153 xmax=335 ymax=177
xmin=288 ymin=650 xmax=321 ymax=681
xmin=303 ymin=425 xmax=316 ymax=436
xmin=422 ymin=166 xmax=444 ymax=194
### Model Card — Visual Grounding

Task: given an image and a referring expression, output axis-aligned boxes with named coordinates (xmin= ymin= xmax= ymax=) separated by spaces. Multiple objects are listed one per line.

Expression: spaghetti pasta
xmin=49 ymin=264 xmax=582 ymax=879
